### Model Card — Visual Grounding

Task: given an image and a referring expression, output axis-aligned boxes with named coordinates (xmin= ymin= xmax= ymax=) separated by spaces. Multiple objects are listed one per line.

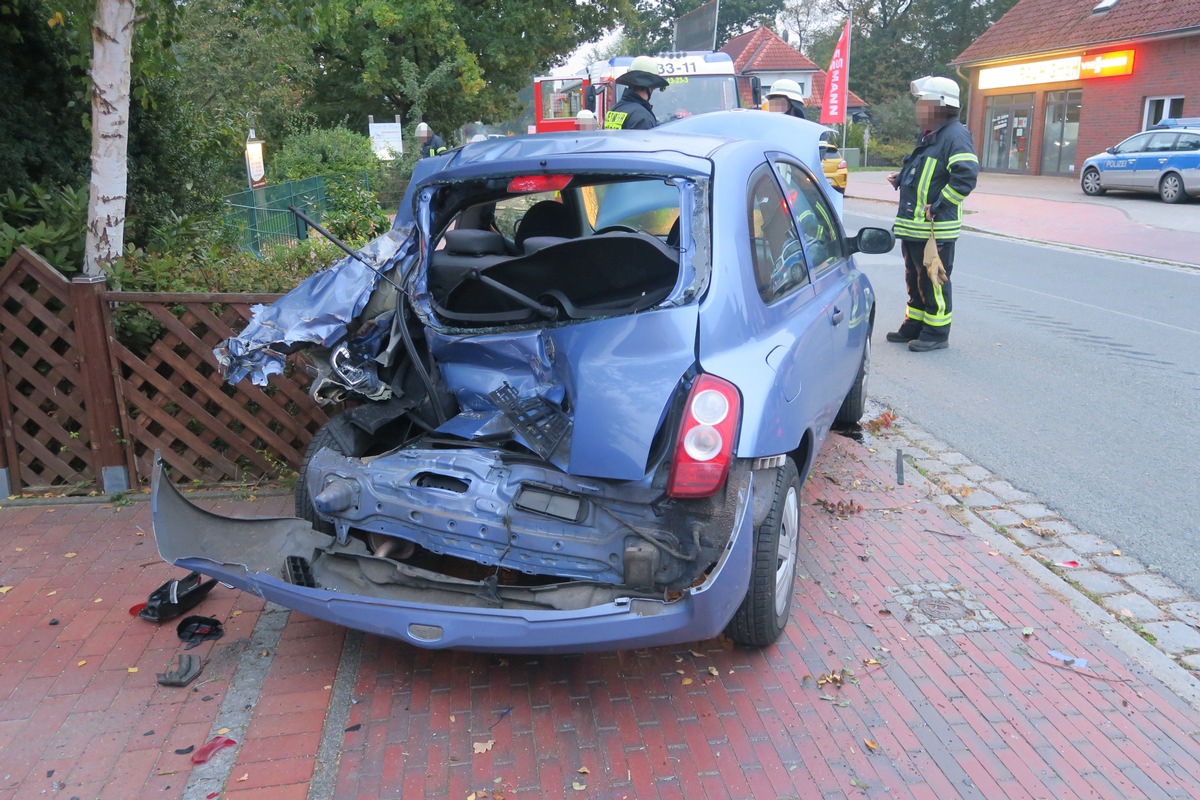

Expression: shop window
xmin=1143 ymin=97 xmax=1184 ymax=129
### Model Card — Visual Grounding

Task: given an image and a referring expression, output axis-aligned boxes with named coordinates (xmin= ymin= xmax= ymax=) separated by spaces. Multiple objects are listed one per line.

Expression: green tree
xmin=172 ymin=0 xmax=319 ymax=151
xmin=304 ymin=0 xmax=624 ymax=138
xmin=801 ymin=0 xmax=1017 ymax=105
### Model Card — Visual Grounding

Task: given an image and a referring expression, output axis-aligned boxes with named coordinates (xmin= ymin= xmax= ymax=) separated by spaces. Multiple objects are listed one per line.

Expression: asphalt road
xmin=844 ymin=208 xmax=1200 ymax=597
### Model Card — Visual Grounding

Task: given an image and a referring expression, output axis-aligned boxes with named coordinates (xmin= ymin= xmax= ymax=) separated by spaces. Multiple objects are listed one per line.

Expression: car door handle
xmin=831 ymin=307 xmax=844 ymax=326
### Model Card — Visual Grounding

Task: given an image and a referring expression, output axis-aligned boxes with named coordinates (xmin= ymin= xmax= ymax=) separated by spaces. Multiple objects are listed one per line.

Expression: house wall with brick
xmin=961 ymin=34 xmax=1200 ymax=177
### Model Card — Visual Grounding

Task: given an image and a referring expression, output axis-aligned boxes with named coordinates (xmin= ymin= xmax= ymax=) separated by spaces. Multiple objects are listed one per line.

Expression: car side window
xmin=1145 ymin=133 xmax=1179 ymax=153
xmin=773 ymin=160 xmax=844 ymax=275
xmin=747 ymin=164 xmax=809 ymax=303
xmin=1174 ymin=133 xmax=1200 ymax=151
xmin=1115 ymin=133 xmax=1154 ymax=154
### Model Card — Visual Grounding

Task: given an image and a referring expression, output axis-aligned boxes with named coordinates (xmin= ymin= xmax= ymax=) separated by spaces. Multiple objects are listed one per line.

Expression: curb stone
xmin=859 ymin=398 xmax=1200 ymax=699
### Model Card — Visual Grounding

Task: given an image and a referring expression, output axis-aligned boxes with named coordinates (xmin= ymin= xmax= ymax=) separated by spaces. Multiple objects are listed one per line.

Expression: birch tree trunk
xmin=84 ymin=0 xmax=136 ymax=277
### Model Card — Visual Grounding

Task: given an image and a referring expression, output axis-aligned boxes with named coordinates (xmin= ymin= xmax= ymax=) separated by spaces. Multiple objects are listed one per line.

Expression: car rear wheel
xmin=834 ymin=335 xmax=870 ymax=427
xmin=726 ymin=458 xmax=800 ymax=647
xmin=1159 ymin=173 xmax=1187 ymax=204
xmin=296 ymin=414 xmax=362 ymax=532
xmin=1081 ymin=167 xmax=1105 ymax=196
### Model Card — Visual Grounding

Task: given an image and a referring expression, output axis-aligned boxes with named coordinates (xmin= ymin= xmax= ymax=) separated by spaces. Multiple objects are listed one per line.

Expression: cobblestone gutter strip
xmin=183 ymin=604 xmax=291 ymax=800
xmin=308 ymin=629 xmax=364 ymax=800
xmin=862 ymin=399 xmax=1200 ymax=710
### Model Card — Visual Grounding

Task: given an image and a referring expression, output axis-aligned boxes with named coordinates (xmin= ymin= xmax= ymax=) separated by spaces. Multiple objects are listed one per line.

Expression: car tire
xmin=726 ymin=458 xmax=800 ymax=647
xmin=1159 ymin=173 xmax=1187 ymax=204
xmin=295 ymin=414 xmax=359 ymax=532
xmin=1081 ymin=167 xmax=1106 ymax=196
xmin=834 ymin=335 xmax=870 ymax=427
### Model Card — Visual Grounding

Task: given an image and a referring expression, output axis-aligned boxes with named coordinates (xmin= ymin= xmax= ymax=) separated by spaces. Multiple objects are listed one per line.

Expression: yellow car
xmin=820 ymin=143 xmax=848 ymax=194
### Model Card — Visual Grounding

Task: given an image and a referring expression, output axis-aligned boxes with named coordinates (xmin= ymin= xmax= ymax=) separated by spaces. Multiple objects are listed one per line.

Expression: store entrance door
xmin=983 ymin=94 xmax=1034 ymax=173
xmin=1040 ymin=89 xmax=1083 ymax=176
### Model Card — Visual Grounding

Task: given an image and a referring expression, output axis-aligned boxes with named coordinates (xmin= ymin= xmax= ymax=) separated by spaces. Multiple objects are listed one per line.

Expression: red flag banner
xmin=821 ymin=21 xmax=850 ymax=124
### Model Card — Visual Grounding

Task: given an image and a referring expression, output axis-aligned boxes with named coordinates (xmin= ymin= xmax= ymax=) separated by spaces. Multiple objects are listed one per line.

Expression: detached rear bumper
xmin=150 ymin=457 xmax=755 ymax=653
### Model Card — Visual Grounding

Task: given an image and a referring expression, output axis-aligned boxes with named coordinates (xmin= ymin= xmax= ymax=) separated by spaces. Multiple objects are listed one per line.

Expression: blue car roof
xmin=394 ymin=110 xmax=834 ymax=227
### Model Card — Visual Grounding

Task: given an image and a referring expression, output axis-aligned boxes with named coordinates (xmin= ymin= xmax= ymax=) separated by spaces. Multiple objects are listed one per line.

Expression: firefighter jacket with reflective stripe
xmin=420 ymin=134 xmax=447 ymax=158
xmin=893 ymin=118 xmax=978 ymax=242
xmin=604 ymin=90 xmax=657 ymax=130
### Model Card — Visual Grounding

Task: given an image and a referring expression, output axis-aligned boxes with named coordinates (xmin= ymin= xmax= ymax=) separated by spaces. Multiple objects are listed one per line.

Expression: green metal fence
xmin=222 ymin=177 xmax=328 ymax=256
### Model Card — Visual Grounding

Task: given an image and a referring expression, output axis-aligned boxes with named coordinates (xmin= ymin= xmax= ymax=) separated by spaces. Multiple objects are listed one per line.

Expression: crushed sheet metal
xmin=216 ymin=227 xmax=417 ymax=386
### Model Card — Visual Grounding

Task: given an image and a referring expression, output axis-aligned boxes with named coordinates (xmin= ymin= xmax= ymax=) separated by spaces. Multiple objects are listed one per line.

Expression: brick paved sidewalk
xmin=3 ymin=433 xmax=1200 ymax=799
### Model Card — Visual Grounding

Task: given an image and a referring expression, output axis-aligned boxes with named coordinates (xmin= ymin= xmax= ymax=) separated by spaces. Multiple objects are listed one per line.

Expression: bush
xmin=0 ymin=183 xmax=88 ymax=274
xmin=269 ymin=126 xmax=385 ymax=188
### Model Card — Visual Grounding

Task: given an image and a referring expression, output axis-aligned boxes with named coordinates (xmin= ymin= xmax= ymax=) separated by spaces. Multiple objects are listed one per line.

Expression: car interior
xmin=425 ymin=178 xmax=685 ymax=327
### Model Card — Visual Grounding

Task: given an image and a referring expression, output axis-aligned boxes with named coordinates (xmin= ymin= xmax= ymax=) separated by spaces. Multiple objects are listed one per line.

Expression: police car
xmin=1080 ymin=118 xmax=1200 ymax=203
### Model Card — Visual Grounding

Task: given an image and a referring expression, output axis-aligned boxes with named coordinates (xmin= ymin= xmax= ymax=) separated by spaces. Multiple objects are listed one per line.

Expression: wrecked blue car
xmin=152 ymin=111 xmax=894 ymax=653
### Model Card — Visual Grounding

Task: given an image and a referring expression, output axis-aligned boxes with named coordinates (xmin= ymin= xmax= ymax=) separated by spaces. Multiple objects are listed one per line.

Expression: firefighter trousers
xmin=897 ymin=238 xmax=954 ymax=343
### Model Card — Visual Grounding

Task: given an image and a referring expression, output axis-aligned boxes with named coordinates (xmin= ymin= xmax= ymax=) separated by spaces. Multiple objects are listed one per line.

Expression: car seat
xmin=514 ymin=201 xmax=580 ymax=252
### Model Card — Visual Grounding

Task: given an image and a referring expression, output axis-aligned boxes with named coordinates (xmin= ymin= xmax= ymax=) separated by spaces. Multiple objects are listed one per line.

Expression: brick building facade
xmin=953 ymin=0 xmax=1200 ymax=176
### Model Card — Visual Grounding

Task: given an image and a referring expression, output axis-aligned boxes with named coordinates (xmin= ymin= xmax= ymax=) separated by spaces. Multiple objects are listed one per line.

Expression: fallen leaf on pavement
xmin=681 ymin=677 xmax=693 ymax=686
xmin=473 ymin=740 xmax=495 ymax=754
xmin=1022 ymin=627 xmax=1034 ymax=637
xmin=1112 ymin=549 xmax=1122 ymax=556
xmin=128 ymin=667 xmax=138 ymax=673
xmin=77 ymin=660 xmax=86 ymax=667
xmin=237 ymin=773 xmax=248 ymax=782
xmin=0 ymin=586 xmax=12 ymax=595
xmin=577 ymin=766 xmax=590 ymax=774
xmin=572 ymin=781 xmax=587 ymax=791
xmin=864 ymin=739 xmax=878 ymax=752
xmin=708 ymin=666 xmax=719 ymax=677
xmin=64 ymin=552 xmax=77 ymax=558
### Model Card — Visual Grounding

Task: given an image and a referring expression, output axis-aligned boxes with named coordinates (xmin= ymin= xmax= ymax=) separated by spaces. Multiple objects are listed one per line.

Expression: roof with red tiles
xmin=720 ymin=26 xmax=819 ymax=73
xmin=954 ymin=0 xmax=1200 ymax=65
xmin=808 ymin=72 xmax=867 ymax=109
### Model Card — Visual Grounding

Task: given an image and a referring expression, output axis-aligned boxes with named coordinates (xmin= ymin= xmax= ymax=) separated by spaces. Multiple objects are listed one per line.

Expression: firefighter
xmin=886 ymin=76 xmax=979 ymax=352
xmin=765 ymin=78 xmax=807 ymax=120
xmin=416 ymin=122 xmax=447 ymax=158
xmin=603 ymin=56 xmax=669 ymax=130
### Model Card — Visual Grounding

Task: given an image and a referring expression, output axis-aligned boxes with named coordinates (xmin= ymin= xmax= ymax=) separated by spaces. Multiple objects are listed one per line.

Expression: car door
xmin=741 ymin=162 xmax=835 ymax=440
xmin=1133 ymin=132 xmax=1179 ymax=190
xmin=1104 ymin=132 xmax=1154 ymax=190
xmin=771 ymin=158 xmax=861 ymax=414
xmin=1169 ymin=130 xmax=1200 ymax=193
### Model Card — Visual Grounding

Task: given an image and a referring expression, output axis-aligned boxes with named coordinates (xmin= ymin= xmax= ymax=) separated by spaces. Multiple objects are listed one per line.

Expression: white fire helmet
xmin=416 ymin=121 xmax=432 ymax=138
xmin=765 ymin=78 xmax=806 ymax=105
xmin=910 ymin=76 xmax=960 ymax=108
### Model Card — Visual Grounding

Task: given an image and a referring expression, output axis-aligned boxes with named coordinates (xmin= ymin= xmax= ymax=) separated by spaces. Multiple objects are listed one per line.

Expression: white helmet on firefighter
xmin=765 ymin=78 xmax=806 ymax=105
xmin=910 ymin=76 xmax=960 ymax=108
xmin=416 ymin=121 xmax=432 ymax=140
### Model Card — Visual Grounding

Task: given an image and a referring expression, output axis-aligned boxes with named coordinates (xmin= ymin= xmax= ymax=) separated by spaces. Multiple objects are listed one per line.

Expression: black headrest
xmin=522 ymin=236 xmax=570 ymax=254
xmin=443 ymin=228 xmax=505 ymax=256
xmin=515 ymin=201 xmax=579 ymax=247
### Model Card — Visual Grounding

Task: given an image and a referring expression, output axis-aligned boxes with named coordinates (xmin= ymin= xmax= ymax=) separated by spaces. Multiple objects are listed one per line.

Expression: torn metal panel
xmin=214 ymin=227 xmax=418 ymax=386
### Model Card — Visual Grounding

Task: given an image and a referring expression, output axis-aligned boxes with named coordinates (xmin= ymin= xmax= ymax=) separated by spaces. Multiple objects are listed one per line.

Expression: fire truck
xmin=533 ymin=52 xmax=760 ymax=133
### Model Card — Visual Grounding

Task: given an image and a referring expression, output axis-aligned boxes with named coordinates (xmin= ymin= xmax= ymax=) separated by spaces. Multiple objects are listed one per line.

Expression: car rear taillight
xmin=667 ymin=374 xmax=740 ymax=498
xmin=838 ymin=160 xmax=847 ymax=169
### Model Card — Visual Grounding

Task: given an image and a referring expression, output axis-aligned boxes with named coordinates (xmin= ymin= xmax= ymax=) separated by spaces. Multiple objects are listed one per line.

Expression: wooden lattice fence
xmin=0 ymin=247 xmax=333 ymax=494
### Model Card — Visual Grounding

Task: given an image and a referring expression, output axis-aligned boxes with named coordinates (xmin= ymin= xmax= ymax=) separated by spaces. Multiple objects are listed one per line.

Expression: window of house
xmin=1144 ymin=97 xmax=1185 ymax=129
